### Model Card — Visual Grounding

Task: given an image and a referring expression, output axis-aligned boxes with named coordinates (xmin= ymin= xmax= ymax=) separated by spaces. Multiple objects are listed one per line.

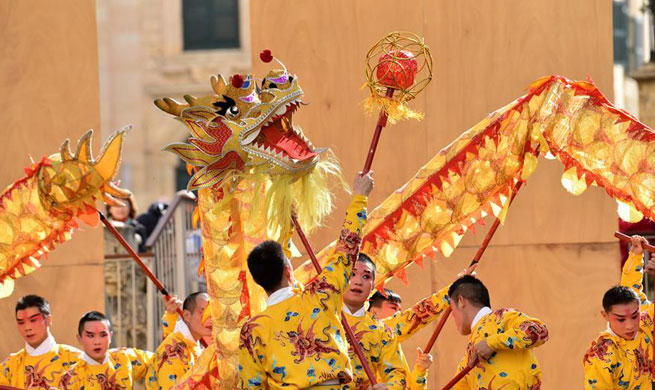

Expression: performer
xmin=146 ymin=292 xmax=212 ymax=390
xmin=58 ymin=311 xmax=153 ymax=390
xmin=238 ymin=172 xmax=374 ymax=390
xmin=161 ymin=295 xmax=213 ymax=346
xmin=0 ymin=294 xmax=82 ymax=388
xmin=341 ymin=253 xmax=407 ymax=389
xmin=583 ymin=235 xmax=655 ymax=389
xmin=448 ymin=275 xmax=548 ymax=389
xmin=368 ymin=289 xmax=435 ymax=390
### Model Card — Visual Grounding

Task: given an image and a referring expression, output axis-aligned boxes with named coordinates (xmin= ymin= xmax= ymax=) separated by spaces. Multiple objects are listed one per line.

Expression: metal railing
xmin=145 ymin=191 xmax=205 ymax=345
xmin=103 ymin=225 xmax=151 ymax=350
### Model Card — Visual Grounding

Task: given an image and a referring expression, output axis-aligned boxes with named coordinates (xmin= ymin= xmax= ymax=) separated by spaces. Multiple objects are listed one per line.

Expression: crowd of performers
xmin=1 ymin=172 xmax=654 ymax=390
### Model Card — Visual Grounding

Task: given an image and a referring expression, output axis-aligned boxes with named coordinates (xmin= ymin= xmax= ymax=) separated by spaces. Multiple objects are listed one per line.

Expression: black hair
xmin=368 ymin=288 xmax=402 ymax=311
xmin=602 ymin=286 xmax=639 ymax=312
xmin=183 ymin=291 xmax=208 ymax=314
xmin=15 ymin=295 xmax=50 ymax=317
xmin=78 ymin=311 xmax=111 ymax=335
xmin=357 ymin=253 xmax=376 ymax=279
xmin=448 ymin=275 xmax=491 ymax=308
xmin=247 ymin=240 xmax=287 ymax=293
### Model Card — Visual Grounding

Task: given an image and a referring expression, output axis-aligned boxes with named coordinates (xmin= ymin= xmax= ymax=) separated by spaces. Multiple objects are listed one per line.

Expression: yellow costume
xmin=582 ymin=251 xmax=654 ymax=390
xmin=451 ymin=308 xmax=548 ymax=390
xmin=342 ymin=307 xmax=406 ymax=390
xmin=162 ymin=312 xmax=177 ymax=339
xmin=402 ymin=358 xmax=427 ymax=390
xmin=146 ymin=321 xmax=203 ymax=390
xmin=381 ymin=284 xmax=450 ymax=390
xmin=58 ymin=348 xmax=152 ymax=390
xmin=238 ymin=195 xmax=367 ymax=390
xmin=0 ymin=335 xmax=82 ymax=389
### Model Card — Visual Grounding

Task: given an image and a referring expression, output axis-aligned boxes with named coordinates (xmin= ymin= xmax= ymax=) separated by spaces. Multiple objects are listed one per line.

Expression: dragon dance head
xmin=0 ymin=128 xmax=130 ymax=297
xmin=157 ymin=52 xmax=341 ymax=233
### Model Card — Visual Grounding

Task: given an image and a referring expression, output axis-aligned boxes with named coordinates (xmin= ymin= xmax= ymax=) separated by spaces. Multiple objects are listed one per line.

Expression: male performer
xmin=238 ymin=172 xmax=374 ymax=390
xmin=147 ymin=291 xmax=212 ymax=390
xmin=0 ymin=294 xmax=82 ymax=388
xmin=341 ymin=253 xmax=406 ymax=390
xmin=59 ymin=311 xmax=153 ymax=390
xmin=162 ymin=295 xmax=213 ymax=346
xmin=583 ymin=235 xmax=655 ymax=389
xmin=448 ymin=275 xmax=549 ymax=389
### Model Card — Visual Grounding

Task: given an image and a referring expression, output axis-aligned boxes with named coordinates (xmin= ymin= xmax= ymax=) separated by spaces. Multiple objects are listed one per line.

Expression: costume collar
xmin=174 ymin=319 xmax=198 ymax=344
xmin=343 ymin=304 xmax=367 ymax=318
xmin=266 ymin=286 xmax=295 ymax=307
xmin=471 ymin=306 xmax=493 ymax=329
xmin=82 ymin=352 xmax=109 ymax=366
xmin=25 ymin=333 xmax=56 ymax=356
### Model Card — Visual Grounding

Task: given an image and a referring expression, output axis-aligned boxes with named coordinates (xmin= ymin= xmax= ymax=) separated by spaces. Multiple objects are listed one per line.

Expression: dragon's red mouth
xmin=251 ymin=103 xmax=317 ymax=162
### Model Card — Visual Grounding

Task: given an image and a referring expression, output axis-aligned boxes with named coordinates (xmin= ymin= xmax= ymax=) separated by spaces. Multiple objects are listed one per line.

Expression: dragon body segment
xmin=294 ymin=76 xmax=655 ymax=289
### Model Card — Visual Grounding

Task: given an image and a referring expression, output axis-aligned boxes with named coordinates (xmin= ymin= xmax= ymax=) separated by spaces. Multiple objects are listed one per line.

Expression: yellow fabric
xmin=147 ymin=330 xmax=203 ymax=390
xmin=0 ymin=129 xmax=129 ymax=298
xmin=342 ymin=311 xmax=406 ymax=390
xmin=238 ymin=195 xmax=367 ymax=390
xmin=383 ymin=285 xmax=450 ymax=343
xmin=295 ymin=76 xmax=655 ymax=293
xmin=397 ymin=345 xmax=427 ymax=390
xmin=408 ymin=363 xmax=427 ymax=390
xmin=582 ymin=251 xmax=654 ymax=390
xmin=162 ymin=312 xmax=178 ymax=340
xmin=376 ymin=286 xmax=449 ymax=390
xmin=451 ymin=309 xmax=548 ymax=390
xmin=0 ymin=343 xmax=82 ymax=388
xmin=58 ymin=348 xmax=152 ymax=390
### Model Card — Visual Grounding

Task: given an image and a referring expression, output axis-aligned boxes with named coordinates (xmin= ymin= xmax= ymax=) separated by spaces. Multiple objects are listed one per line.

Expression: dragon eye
xmin=227 ymin=105 xmax=240 ymax=119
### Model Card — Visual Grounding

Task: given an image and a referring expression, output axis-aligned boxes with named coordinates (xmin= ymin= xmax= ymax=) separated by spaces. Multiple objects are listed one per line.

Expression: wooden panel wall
xmin=251 ymin=1 xmax=615 ymax=388
xmin=0 ymin=1 xmax=104 ymax=357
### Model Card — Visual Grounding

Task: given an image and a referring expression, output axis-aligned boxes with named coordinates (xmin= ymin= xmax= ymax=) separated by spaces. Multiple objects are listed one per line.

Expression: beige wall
xmin=0 ymin=1 xmax=104 ymax=357
xmin=251 ymin=1 xmax=616 ymax=388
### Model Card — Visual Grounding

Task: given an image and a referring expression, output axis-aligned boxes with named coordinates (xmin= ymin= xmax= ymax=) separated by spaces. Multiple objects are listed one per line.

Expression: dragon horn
xmin=93 ymin=126 xmax=131 ymax=181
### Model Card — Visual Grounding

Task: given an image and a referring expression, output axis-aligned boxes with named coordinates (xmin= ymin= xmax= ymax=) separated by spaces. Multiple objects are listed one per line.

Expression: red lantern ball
xmin=376 ymin=50 xmax=418 ymax=89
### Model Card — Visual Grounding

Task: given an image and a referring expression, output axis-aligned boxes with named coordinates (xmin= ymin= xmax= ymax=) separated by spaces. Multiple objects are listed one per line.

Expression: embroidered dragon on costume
xmin=276 ymin=320 xmax=340 ymax=364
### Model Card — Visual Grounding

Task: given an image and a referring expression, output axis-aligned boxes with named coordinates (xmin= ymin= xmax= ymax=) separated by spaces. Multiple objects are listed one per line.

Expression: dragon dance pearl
xmin=376 ymin=50 xmax=418 ymax=89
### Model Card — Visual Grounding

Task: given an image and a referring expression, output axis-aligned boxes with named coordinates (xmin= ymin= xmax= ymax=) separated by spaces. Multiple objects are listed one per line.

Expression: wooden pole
xmin=614 ymin=231 xmax=655 ymax=251
xmin=0 ymin=385 xmax=26 ymax=390
xmin=100 ymin=212 xmax=208 ymax=348
xmin=441 ymin=360 xmax=477 ymax=390
xmin=362 ymin=88 xmax=394 ymax=174
xmin=291 ymin=214 xmax=378 ymax=385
